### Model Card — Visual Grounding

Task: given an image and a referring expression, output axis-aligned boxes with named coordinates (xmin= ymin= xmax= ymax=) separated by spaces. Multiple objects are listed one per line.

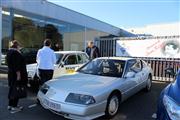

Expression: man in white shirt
xmin=36 ymin=39 xmax=56 ymax=85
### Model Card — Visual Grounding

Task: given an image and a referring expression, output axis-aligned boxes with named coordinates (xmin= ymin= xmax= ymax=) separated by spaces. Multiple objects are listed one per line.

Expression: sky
xmin=48 ymin=0 xmax=180 ymax=29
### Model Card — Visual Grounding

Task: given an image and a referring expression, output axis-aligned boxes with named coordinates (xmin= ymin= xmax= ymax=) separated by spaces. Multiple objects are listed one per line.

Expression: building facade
xmin=0 ymin=0 xmax=134 ymax=65
xmin=126 ymin=22 xmax=180 ymax=36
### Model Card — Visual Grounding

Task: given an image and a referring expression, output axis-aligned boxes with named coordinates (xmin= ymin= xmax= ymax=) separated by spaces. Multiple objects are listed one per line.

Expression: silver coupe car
xmin=38 ymin=57 xmax=153 ymax=120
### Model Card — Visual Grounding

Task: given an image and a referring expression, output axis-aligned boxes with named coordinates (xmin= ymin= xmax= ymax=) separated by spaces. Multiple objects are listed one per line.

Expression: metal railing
xmin=136 ymin=57 xmax=180 ymax=82
xmin=96 ymin=36 xmax=180 ymax=82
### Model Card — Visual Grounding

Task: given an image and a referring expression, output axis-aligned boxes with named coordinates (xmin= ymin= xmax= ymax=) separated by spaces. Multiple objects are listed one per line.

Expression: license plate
xmin=42 ymin=98 xmax=61 ymax=111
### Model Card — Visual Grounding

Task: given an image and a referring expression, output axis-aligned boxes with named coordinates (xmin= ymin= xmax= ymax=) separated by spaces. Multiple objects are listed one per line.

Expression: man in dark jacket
xmin=86 ymin=41 xmax=100 ymax=59
xmin=6 ymin=40 xmax=28 ymax=113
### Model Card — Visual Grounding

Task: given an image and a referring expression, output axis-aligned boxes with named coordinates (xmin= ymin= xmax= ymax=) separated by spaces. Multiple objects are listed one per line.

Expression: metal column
xmin=9 ymin=8 xmax=14 ymax=41
xmin=0 ymin=7 xmax=2 ymax=66
xmin=84 ymin=27 xmax=87 ymax=52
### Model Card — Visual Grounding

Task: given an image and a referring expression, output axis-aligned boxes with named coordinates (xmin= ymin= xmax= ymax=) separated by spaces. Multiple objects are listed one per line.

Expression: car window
xmin=142 ymin=60 xmax=147 ymax=68
xmin=131 ymin=60 xmax=142 ymax=72
xmin=81 ymin=53 xmax=89 ymax=62
xmin=77 ymin=54 xmax=84 ymax=64
xmin=64 ymin=55 xmax=77 ymax=65
xmin=78 ymin=59 xmax=125 ymax=77
xmin=81 ymin=53 xmax=89 ymax=63
xmin=55 ymin=53 xmax=64 ymax=64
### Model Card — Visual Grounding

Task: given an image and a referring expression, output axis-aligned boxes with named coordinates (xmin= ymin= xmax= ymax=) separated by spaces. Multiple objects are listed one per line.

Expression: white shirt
xmin=36 ymin=46 xmax=56 ymax=70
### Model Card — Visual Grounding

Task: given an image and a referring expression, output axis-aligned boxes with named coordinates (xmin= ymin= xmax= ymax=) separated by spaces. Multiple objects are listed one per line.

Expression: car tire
xmin=105 ymin=93 xmax=120 ymax=118
xmin=144 ymin=75 xmax=152 ymax=92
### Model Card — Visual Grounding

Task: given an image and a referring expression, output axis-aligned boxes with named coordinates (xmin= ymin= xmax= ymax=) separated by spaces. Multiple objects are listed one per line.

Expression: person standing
xmin=6 ymin=40 xmax=28 ymax=113
xmin=36 ymin=39 xmax=56 ymax=85
xmin=86 ymin=41 xmax=100 ymax=59
xmin=53 ymin=43 xmax=60 ymax=51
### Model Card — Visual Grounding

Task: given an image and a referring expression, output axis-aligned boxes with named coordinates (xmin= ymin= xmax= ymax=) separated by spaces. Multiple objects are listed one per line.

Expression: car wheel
xmin=105 ymin=94 xmax=120 ymax=118
xmin=144 ymin=75 xmax=152 ymax=92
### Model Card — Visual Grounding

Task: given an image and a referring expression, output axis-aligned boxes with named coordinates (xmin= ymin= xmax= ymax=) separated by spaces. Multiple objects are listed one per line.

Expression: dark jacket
xmin=6 ymin=49 xmax=28 ymax=99
xmin=86 ymin=46 xmax=100 ymax=59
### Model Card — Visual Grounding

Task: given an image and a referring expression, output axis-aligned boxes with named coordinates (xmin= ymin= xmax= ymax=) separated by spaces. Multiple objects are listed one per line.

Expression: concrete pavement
xmin=0 ymin=78 xmax=168 ymax=120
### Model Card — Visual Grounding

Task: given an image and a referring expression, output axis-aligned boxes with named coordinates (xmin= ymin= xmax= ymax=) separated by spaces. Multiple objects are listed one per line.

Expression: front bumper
xmin=157 ymin=103 xmax=171 ymax=120
xmin=37 ymin=91 xmax=107 ymax=120
xmin=157 ymin=87 xmax=171 ymax=120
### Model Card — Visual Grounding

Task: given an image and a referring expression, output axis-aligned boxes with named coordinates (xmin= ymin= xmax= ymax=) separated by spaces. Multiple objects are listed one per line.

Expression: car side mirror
xmin=125 ymin=71 xmax=135 ymax=78
xmin=165 ymin=67 xmax=176 ymax=76
xmin=58 ymin=61 xmax=65 ymax=68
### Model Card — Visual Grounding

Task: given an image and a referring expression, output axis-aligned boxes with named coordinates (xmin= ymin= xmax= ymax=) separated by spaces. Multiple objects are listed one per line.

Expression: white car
xmin=1 ymin=54 xmax=6 ymax=65
xmin=27 ymin=51 xmax=89 ymax=88
xmin=38 ymin=57 xmax=153 ymax=120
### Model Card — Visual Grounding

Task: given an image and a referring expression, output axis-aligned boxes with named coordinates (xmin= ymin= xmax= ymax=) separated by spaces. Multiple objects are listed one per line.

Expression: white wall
xmin=127 ymin=22 xmax=180 ymax=36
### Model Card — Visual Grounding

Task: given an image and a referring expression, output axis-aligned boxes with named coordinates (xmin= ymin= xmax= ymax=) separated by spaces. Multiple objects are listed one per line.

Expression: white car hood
xmin=46 ymin=73 xmax=120 ymax=95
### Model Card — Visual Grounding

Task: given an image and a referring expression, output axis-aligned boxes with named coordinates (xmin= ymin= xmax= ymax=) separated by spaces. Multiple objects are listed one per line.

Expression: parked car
xmin=26 ymin=51 xmax=89 ymax=88
xmin=1 ymin=54 xmax=6 ymax=65
xmin=37 ymin=57 xmax=153 ymax=120
xmin=0 ymin=48 xmax=38 ymax=65
xmin=157 ymin=68 xmax=180 ymax=120
xmin=20 ymin=48 xmax=38 ymax=64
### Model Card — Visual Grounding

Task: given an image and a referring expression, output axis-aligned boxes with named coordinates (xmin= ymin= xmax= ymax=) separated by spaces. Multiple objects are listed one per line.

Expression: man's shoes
xmin=17 ymin=106 xmax=24 ymax=110
xmin=8 ymin=105 xmax=23 ymax=110
xmin=9 ymin=106 xmax=23 ymax=113
xmin=7 ymin=106 xmax=12 ymax=110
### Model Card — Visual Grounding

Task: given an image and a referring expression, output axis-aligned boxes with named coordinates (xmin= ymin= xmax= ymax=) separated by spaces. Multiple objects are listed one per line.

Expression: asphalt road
xmin=0 ymin=77 xmax=168 ymax=120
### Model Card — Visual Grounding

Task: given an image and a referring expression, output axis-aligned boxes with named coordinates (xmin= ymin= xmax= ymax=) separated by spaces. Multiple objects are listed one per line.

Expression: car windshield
xmin=78 ymin=59 xmax=125 ymax=77
xmin=55 ymin=53 xmax=64 ymax=64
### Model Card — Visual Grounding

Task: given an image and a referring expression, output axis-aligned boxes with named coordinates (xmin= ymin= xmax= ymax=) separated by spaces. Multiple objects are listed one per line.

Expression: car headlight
xmin=40 ymin=84 xmax=50 ymax=94
xmin=65 ymin=93 xmax=96 ymax=105
xmin=163 ymin=95 xmax=180 ymax=120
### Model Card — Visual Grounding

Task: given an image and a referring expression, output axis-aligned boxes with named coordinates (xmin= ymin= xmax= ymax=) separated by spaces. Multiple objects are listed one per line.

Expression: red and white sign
xmin=116 ymin=37 xmax=180 ymax=58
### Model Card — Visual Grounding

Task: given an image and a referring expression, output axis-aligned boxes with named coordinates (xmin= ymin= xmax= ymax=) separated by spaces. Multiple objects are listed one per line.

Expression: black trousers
xmin=38 ymin=69 xmax=54 ymax=85
xmin=9 ymin=98 xmax=19 ymax=107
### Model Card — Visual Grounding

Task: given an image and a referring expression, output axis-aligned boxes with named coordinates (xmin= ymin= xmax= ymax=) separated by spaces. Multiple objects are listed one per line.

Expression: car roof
xmin=96 ymin=57 xmax=136 ymax=61
xmin=54 ymin=51 xmax=85 ymax=54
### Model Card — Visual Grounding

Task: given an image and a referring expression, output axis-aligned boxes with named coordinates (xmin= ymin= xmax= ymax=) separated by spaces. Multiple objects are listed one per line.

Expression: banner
xmin=116 ymin=37 xmax=180 ymax=58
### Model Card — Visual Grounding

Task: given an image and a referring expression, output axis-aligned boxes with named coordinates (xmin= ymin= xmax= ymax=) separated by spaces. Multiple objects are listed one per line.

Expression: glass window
xmin=2 ymin=9 xmax=11 ymax=55
xmin=64 ymin=55 xmax=77 ymax=65
xmin=130 ymin=60 xmax=142 ymax=72
xmin=12 ymin=13 xmax=64 ymax=64
xmin=55 ymin=53 xmax=63 ymax=64
xmin=1 ymin=9 xmax=11 ymax=65
xmin=76 ymin=53 xmax=89 ymax=64
xmin=77 ymin=54 xmax=83 ymax=64
xmin=81 ymin=53 xmax=89 ymax=63
xmin=13 ymin=16 xmax=64 ymax=50
xmin=78 ymin=59 xmax=125 ymax=77
xmin=1 ymin=8 xmax=112 ymax=65
xmin=142 ymin=60 xmax=147 ymax=68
